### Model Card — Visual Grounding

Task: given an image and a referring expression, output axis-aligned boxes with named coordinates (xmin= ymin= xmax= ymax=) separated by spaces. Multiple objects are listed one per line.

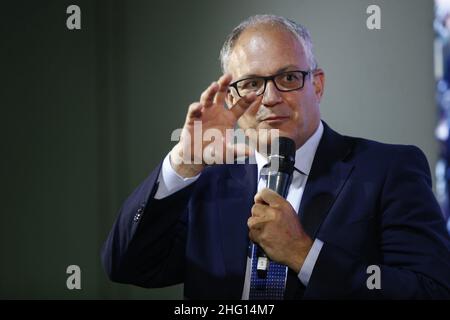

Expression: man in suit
xmin=101 ymin=15 xmax=450 ymax=299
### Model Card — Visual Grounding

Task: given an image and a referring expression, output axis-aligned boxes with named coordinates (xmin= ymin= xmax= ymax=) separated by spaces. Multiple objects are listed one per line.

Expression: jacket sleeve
xmin=305 ymin=146 xmax=450 ymax=299
xmin=101 ymin=161 xmax=196 ymax=288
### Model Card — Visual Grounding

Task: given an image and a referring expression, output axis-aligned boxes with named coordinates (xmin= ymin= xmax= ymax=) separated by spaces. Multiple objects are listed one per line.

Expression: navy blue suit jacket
xmin=101 ymin=122 xmax=450 ymax=299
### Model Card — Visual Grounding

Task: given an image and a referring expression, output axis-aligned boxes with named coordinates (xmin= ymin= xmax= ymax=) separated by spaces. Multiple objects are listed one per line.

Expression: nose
xmin=261 ymin=80 xmax=283 ymax=107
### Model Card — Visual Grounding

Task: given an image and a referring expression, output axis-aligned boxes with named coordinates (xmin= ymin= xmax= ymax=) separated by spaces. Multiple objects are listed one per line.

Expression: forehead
xmin=228 ymin=25 xmax=308 ymax=78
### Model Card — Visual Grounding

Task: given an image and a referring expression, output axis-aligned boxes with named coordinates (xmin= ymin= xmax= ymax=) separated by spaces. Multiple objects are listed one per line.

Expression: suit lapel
xmin=299 ymin=122 xmax=355 ymax=238
xmin=217 ymin=163 xmax=257 ymax=298
xmin=285 ymin=122 xmax=355 ymax=299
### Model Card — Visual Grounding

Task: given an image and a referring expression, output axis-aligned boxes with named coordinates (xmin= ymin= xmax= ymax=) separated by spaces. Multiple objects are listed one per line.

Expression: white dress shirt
xmin=154 ymin=121 xmax=324 ymax=299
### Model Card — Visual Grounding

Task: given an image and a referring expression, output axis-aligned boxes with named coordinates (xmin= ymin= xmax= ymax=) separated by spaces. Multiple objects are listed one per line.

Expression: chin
xmin=253 ymin=129 xmax=296 ymax=149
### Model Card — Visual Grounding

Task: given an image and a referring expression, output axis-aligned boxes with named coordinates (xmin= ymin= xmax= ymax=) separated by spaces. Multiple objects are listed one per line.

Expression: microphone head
xmin=268 ymin=136 xmax=296 ymax=174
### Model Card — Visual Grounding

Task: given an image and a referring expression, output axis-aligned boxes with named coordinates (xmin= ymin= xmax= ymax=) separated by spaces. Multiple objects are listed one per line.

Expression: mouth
xmin=261 ymin=115 xmax=290 ymax=123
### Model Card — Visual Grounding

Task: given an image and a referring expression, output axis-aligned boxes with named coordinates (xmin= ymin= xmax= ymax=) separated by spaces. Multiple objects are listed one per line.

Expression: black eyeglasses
xmin=229 ymin=70 xmax=313 ymax=98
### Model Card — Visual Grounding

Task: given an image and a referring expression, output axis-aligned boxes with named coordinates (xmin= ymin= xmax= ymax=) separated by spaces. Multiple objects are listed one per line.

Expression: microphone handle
xmin=256 ymin=171 xmax=292 ymax=278
xmin=266 ymin=171 xmax=292 ymax=198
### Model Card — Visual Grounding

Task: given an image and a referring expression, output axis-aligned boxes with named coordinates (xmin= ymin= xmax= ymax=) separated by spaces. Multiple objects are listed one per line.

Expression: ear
xmin=225 ymin=88 xmax=236 ymax=109
xmin=312 ymin=68 xmax=325 ymax=102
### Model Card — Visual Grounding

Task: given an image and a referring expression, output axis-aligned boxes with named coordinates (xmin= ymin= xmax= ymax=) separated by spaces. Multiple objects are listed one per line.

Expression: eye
xmin=284 ymin=72 xmax=299 ymax=82
xmin=239 ymin=78 xmax=263 ymax=90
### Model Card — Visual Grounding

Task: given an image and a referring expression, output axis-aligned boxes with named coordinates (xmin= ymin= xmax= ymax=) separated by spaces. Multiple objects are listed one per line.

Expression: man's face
xmin=226 ymin=25 xmax=325 ymax=150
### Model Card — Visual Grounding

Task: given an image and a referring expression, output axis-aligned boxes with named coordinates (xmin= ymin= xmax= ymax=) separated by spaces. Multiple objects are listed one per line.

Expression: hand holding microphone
xmin=248 ymin=137 xmax=313 ymax=276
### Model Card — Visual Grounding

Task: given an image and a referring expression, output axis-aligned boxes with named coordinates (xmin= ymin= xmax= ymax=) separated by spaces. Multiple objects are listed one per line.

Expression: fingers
xmin=213 ymin=74 xmax=232 ymax=106
xmin=200 ymin=82 xmax=219 ymax=108
xmin=248 ymin=216 xmax=266 ymax=230
xmin=247 ymin=210 xmax=269 ymax=243
xmin=248 ymin=228 xmax=262 ymax=244
xmin=230 ymin=92 xmax=258 ymax=120
xmin=186 ymin=102 xmax=203 ymax=121
xmin=251 ymin=203 xmax=269 ymax=218
xmin=254 ymin=188 xmax=285 ymax=207
xmin=200 ymin=74 xmax=232 ymax=108
xmin=248 ymin=203 xmax=276 ymax=228
xmin=200 ymin=74 xmax=260 ymax=116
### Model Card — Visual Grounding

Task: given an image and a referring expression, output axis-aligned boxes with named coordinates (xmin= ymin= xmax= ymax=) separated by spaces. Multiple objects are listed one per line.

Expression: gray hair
xmin=219 ymin=14 xmax=318 ymax=73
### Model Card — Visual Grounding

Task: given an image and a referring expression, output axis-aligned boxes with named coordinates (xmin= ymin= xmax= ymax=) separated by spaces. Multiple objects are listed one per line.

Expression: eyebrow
xmin=238 ymin=65 xmax=302 ymax=79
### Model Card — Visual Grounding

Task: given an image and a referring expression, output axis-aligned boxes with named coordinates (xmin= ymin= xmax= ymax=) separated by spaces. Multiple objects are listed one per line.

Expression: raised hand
xmin=171 ymin=74 xmax=259 ymax=177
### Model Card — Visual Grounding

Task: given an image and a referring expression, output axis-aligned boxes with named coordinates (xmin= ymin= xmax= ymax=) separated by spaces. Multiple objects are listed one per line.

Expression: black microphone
xmin=256 ymin=136 xmax=296 ymax=278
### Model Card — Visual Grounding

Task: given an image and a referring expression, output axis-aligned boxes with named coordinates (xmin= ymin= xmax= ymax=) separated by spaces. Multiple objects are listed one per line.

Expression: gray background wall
xmin=0 ymin=0 xmax=436 ymax=298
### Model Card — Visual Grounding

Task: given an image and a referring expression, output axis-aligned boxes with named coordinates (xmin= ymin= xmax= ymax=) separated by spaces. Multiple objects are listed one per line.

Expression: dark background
xmin=0 ymin=0 xmax=436 ymax=298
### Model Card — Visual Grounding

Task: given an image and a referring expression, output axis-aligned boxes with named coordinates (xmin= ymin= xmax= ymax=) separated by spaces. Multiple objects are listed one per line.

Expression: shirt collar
xmin=255 ymin=121 xmax=324 ymax=176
